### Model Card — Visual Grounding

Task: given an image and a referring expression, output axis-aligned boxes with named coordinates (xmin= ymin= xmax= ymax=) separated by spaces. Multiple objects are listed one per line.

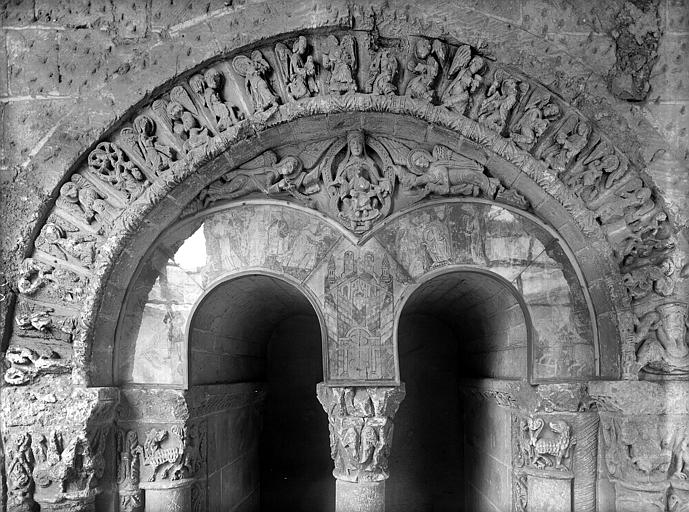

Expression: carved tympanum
xmin=6 ymin=29 xmax=684 ymax=386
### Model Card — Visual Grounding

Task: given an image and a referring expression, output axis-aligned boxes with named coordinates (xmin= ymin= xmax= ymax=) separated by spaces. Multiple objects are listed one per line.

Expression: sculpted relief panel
xmin=6 ymin=28 xmax=685 ymax=388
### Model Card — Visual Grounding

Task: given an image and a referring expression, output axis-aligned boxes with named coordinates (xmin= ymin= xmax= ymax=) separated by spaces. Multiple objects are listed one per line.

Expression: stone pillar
xmin=116 ymin=388 xmax=207 ymax=512
xmin=139 ymin=479 xmax=194 ymax=512
xmin=316 ymin=383 xmax=405 ymax=512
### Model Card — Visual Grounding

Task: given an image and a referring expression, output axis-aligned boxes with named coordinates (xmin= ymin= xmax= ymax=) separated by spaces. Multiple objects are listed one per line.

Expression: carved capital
xmin=317 ymin=383 xmax=405 ymax=483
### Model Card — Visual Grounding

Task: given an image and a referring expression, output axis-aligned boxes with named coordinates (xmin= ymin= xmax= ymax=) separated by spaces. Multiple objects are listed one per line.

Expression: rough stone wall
xmin=0 ymin=0 xmax=688 ymax=348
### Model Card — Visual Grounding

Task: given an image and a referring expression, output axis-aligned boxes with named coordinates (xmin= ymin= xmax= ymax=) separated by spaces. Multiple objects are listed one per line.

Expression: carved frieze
xmin=8 ymin=28 xmax=684 ymax=386
xmin=316 ymin=384 xmax=405 ymax=483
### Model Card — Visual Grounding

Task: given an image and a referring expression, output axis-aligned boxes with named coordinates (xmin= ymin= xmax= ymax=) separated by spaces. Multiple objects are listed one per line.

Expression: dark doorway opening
xmin=189 ymin=274 xmax=333 ymax=512
xmin=390 ymin=271 xmax=528 ymax=512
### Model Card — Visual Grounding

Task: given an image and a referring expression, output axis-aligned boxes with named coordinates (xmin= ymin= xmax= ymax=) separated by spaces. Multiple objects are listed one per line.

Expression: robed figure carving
xmin=329 ymin=131 xmax=392 ymax=233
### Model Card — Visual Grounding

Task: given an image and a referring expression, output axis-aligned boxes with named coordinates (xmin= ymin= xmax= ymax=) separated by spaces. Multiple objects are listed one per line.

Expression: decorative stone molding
xmin=5 ymin=28 xmax=686 ymax=387
xmin=459 ymin=379 xmax=594 ymax=413
xmin=316 ymin=383 xmax=405 ymax=483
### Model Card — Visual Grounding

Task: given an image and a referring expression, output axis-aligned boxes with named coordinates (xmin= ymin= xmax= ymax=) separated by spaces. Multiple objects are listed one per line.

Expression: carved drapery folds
xmin=5 ymin=28 xmax=685 ymax=384
xmin=317 ymin=384 xmax=405 ymax=483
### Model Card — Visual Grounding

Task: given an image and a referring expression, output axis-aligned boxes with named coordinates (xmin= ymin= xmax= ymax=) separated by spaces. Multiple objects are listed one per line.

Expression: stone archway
xmin=2 ymin=22 xmax=687 ymax=512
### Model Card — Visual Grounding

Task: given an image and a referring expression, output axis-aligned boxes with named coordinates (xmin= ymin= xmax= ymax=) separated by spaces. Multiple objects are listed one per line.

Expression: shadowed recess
xmin=390 ymin=270 xmax=529 ymax=512
xmin=189 ymin=274 xmax=333 ymax=511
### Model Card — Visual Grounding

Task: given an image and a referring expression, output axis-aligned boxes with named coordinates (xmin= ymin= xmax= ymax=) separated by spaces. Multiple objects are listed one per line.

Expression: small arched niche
xmin=188 ymin=273 xmax=332 ymax=511
xmin=389 ymin=270 xmax=530 ymax=512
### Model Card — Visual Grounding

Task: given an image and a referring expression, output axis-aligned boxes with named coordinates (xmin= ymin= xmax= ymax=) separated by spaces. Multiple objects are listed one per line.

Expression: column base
xmin=336 ymin=480 xmax=385 ymax=512
xmin=139 ymin=478 xmax=194 ymax=512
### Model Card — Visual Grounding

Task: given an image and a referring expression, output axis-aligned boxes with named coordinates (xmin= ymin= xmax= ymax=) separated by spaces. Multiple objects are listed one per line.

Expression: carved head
xmin=293 ymin=35 xmax=307 ymax=55
xmin=60 ymin=182 xmax=79 ymax=202
xmin=189 ymin=74 xmax=205 ymax=94
xmin=166 ymin=100 xmax=185 ymax=120
xmin=278 ymin=156 xmax=302 ymax=176
xmin=181 ymin=111 xmax=198 ymax=130
xmin=410 ymin=150 xmax=432 ymax=171
xmin=543 ymin=102 xmax=560 ymax=118
xmin=204 ymin=68 xmax=223 ymax=89
xmin=415 ymin=38 xmax=431 ymax=59
xmin=133 ymin=115 xmax=155 ymax=137
xmin=347 ymin=131 xmax=365 ymax=157
xmin=469 ymin=56 xmax=484 ymax=73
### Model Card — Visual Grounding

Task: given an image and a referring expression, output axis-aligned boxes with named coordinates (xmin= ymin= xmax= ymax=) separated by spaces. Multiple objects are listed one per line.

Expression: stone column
xmin=316 ymin=383 xmax=406 ymax=512
xmin=116 ymin=388 xmax=207 ymax=512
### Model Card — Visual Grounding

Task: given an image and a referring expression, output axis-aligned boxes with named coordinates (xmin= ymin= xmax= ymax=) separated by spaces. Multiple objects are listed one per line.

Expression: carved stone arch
xmin=394 ymin=265 xmax=537 ymax=378
xmin=375 ymin=198 xmax=599 ymax=382
xmin=2 ymin=17 xmax=687 ymax=512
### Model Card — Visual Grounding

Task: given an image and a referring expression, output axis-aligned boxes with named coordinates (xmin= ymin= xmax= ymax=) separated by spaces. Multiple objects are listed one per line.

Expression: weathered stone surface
xmin=0 ymin=2 xmax=687 ymax=511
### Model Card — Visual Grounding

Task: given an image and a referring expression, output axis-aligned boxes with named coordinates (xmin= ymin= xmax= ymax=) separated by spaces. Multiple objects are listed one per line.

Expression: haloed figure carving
xmin=332 ymin=131 xmax=391 ymax=232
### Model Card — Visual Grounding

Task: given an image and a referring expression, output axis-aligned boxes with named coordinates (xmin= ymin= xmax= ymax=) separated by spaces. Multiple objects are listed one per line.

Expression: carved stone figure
xmin=124 ymin=115 xmax=175 ymax=175
xmin=57 ymin=174 xmax=113 ymax=228
xmin=233 ymin=51 xmax=280 ymax=112
xmin=276 ymin=36 xmax=318 ymax=100
xmin=673 ymin=438 xmax=689 ymax=480
xmin=477 ymin=72 xmax=527 ymax=133
xmin=164 ymin=93 xmax=210 ymax=155
xmin=518 ymin=417 xmax=575 ymax=471
xmin=396 ymin=144 xmax=496 ymax=198
xmin=118 ymin=430 xmax=143 ymax=512
xmin=322 ymin=35 xmax=358 ymax=94
xmin=542 ymin=117 xmax=590 ymax=173
xmin=441 ymin=45 xmax=484 ymax=114
xmin=142 ymin=426 xmax=190 ymax=482
xmin=6 ymin=433 xmax=36 ymax=510
xmin=636 ymin=303 xmax=689 ymax=377
xmin=202 ymin=152 xmax=316 ymax=206
xmin=331 ymin=131 xmax=391 ymax=233
xmin=367 ymin=47 xmax=398 ymax=96
xmin=88 ymin=142 xmax=150 ymax=202
xmin=36 ymin=222 xmax=97 ymax=268
xmin=405 ymin=38 xmax=442 ymax=102
xmin=510 ymin=89 xmax=560 ymax=150
xmin=197 ymin=68 xmax=242 ymax=130
xmin=316 ymin=385 xmax=405 ymax=482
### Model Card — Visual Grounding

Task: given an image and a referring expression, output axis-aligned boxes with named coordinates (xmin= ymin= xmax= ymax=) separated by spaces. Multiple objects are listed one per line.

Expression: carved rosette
xmin=316 ymin=383 xmax=405 ymax=483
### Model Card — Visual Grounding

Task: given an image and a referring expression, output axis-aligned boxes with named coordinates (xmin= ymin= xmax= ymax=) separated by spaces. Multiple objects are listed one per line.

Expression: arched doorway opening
xmin=390 ymin=270 xmax=531 ymax=512
xmin=188 ymin=273 xmax=333 ymax=512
